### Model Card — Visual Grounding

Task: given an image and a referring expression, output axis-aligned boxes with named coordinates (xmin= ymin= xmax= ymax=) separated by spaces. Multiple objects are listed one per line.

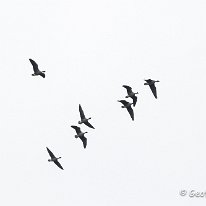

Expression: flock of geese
xmin=29 ymin=58 xmax=160 ymax=170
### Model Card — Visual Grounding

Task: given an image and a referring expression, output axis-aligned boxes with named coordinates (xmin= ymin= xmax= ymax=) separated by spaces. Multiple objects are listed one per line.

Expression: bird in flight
xmin=122 ymin=85 xmax=138 ymax=107
xmin=78 ymin=104 xmax=95 ymax=129
xmin=46 ymin=147 xmax=64 ymax=170
xmin=29 ymin=59 xmax=46 ymax=78
xmin=118 ymin=100 xmax=134 ymax=121
xmin=144 ymin=79 xmax=160 ymax=99
xmin=71 ymin=126 xmax=88 ymax=148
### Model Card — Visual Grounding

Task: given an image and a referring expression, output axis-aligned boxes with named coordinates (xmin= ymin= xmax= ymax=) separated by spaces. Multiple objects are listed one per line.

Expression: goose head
xmin=88 ymin=117 xmax=91 ymax=120
xmin=78 ymin=120 xmax=82 ymax=124
xmin=84 ymin=132 xmax=88 ymax=135
xmin=48 ymin=159 xmax=52 ymax=162
xmin=75 ymin=135 xmax=78 ymax=138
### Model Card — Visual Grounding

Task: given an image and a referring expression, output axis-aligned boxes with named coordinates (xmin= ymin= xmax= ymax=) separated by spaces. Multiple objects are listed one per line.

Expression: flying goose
xmin=46 ymin=147 xmax=64 ymax=170
xmin=29 ymin=59 xmax=45 ymax=78
xmin=144 ymin=79 xmax=160 ymax=99
xmin=78 ymin=104 xmax=95 ymax=129
xmin=71 ymin=126 xmax=87 ymax=148
xmin=118 ymin=100 xmax=134 ymax=120
xmin=122 ymin=85 xmax=138 ymax=106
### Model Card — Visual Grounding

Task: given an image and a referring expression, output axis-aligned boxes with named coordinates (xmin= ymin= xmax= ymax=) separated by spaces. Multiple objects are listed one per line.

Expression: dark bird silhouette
xmin=78 ymin=104 xmax=95 ymax=129
xmin=118 ymin=100 xmax=134 ymax=120
xmin=46 ymin=147 xmax=63 ymax=170
xmin=144 ymin=79 xmax=160 ymax=99
xmin=122 ymin=85 xmax=138 ymax=106
xmin=71 ymin=126 xmax=87 ymax=148
xmin=29 ymin=59 xmax=45 ymax=78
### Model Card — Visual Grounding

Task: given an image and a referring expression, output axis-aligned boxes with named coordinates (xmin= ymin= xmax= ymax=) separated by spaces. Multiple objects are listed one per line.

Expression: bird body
xmin=75 ymin=132 xmax=86 ymax=138
xmin=29 ymin=59 xmax=45 ymax=78
xmin=78 ymin=104 xmax=95 ymax=129
xmin=78 ymin=118 xmax=91 ymax=124
xmin=121 ymin=102 xmax=133 ymax=108
xmin=144 ymin=79 xmax=159 ymax=85
xmin=71 ymin=125 xmax=87 ymax=148
xmin=46 ymin=147 xmax=63 ymax=170
xmin=144 ymin=79 xmax=159 ymax=99
xmin=48 ymin=157 xmax=61 ymax=162
xmin=122 ymin=85 xmax=138 ymax=106
xmin=118 ymin=100 xmax=134 ymax=120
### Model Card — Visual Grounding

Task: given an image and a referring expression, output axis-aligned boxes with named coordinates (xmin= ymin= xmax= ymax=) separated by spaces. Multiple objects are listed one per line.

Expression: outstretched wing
xmin=118 ymin=100 xmax=128 ymax=106
xmin=84 ymin=121 xmax=95 ymax=129
xmin=79 ymin=136 xmax=87 ymax=148
xmin=79 ymin=104 xmax=85 ymax=119
xmin=46 ymin=147 xmax=56 ymax=158
xmin=132 ymin=96 xmax=137 ymax=107
xmin=71 ymin=125 xmax=81 ymax=134
xmin=29 ymin=59 xmax=39 ymax=73
xmin=39 ymin=72 xmax=45 ymax=78
xmin=54 ymin=160 xmax=64 ymax=170
xmin=127 ymin=106 xmax=134 ymax=120
xmin=149 ymin=84 xmax=157 ymax=99
xmin=123 ymin=85 xmax=132 ymax=94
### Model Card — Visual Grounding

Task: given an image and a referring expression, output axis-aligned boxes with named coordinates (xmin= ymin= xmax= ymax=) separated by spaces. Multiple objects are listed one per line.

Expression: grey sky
xmin=0 ymin=0 xmax=206 ymax=205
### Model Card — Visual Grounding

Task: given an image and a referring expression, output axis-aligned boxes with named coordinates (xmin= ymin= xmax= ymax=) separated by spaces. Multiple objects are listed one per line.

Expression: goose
xmin=29 ymin=59 xmax=45 ymax=78
xmin=144 ymin=79 xmax=160 ymax=99
xmin=78 ymin=104 xmax=95 ymax=129
xmin=118 ymin=100 xmax=134 ymax=120
xmin=122 ymin=85 xmax=138 ymax=106
xmin=46 ymin=147 xmax=63 ymax=170
xmin=71 ymin=126 xmax=87 ymax=148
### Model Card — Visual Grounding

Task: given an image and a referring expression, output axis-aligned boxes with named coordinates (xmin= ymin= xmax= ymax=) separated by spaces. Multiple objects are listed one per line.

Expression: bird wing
xmin=127 ymin=106 xmax=134 ymax=120
xmin=149 ymin=84 xmax=157 ymax=99
xmin=29 ymin=59 xmax=39 ymax=73
xmin=79 ymin=136 xmax=87 ymax=148
xmin=84 ymin=121 xmax=95 ymax=129
xmin=54 ymin=160 xmax=64 ymax=170
xmin=39 ymin=72 xmax=45 ymax=78
xmin=132 ymin=96 xmax=137 ymax=107
xmin=79 ymin=104 xmax=85 ymax=119
xmin=71 ymin=125 xmax=81 ymax=134
xmin=122 ymin=85 xmax=132 ymax=94
xmin=118 ymin=100 xmax=128 ymax=106
xmin=46 ymin=147 xmax=56 ymax=158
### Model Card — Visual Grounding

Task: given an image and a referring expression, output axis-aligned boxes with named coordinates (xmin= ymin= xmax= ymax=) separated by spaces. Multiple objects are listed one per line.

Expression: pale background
xmin=0 ymin=0 xmax=206 ymax=205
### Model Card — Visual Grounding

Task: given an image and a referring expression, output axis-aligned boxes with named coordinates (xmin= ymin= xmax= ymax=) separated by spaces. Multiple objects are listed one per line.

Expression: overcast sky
xmin=0 ymin=0 xmax=206 ymax=205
